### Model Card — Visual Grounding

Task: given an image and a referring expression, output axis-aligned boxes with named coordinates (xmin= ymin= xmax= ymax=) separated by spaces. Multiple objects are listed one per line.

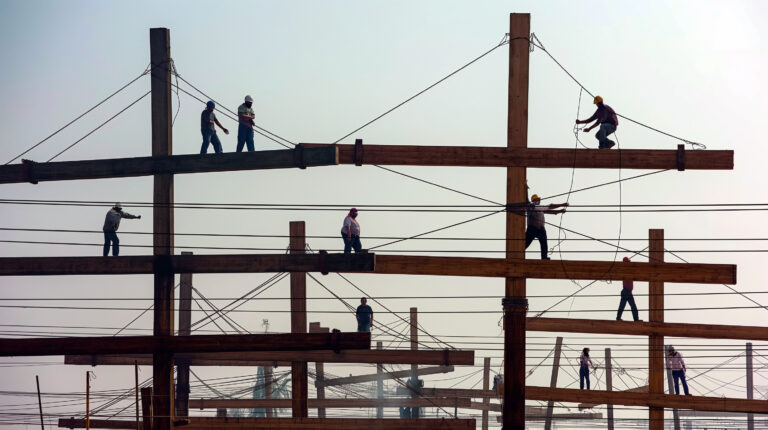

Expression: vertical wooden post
xmin=135 ymin=361 xmax=140 ymax=430
xmin=36 ymin=375 xmax=44 ymax=430
xmin=665 ymin=345 xmax=680 ymax=430
xmin=140 ymin=387 xmax=152 ymax=430
xmin=86 ymin=371 xmax=91 ymax=430
xmin=264 ymin=365 xmax=273 ymax=418
xmin=544 ymin=337 xmax=563 ymax=430
xmin=310 ymin=322 xmax=329 ymax=418
xmin=150 ymin=27 xmax=175 ymax=430
xmin=376 ymin=341 xmax=384 ymax=419
xmin=747 ymin=342 xmax=754 ymax=430
xmin=504 ymin=12 xmax=530 ymax=430
xmin=482 ymin=357 xmax=491 ymax=430
xmin=410 ymin=307 xmax=419 ymax=418
xmin=290 ymin=221 xmax=308 ymax=418
xmin=175 ymin=252 xmax=192 ymax=420
xmin=605 ymin=348 xmax=614 ymax=430
xmin=648 ymin=229 xmax=665 ymax=430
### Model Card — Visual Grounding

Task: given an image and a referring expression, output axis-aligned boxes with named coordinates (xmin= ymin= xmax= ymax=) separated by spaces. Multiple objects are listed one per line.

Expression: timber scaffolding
xmin=0 ymin=12 xmax=763 ymax=430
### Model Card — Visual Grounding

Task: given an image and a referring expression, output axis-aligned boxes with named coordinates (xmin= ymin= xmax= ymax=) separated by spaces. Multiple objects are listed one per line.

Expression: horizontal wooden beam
xmin=1 ymin=332 xmax=370 ymax=357
xmin=400 ymin=387 xmax=497 ymax=398
xmin=528 ymin=318 xmax=768 ymax=341
xmin=301 ymin=143 xmax=734 ymax=170
xmin=318 ymin=365 xmax=454 ymax=388
xmin=374 ymin=256 xmax=736 ymax=284
xmin=58 ymin=418 xmax=477 ymax=430
xmin=526 ymin=386 xmax=768 ymax=414
xmin=0 ymin=253 xmax=374 ymax=276
xmin=0 ymin=146 xmax=338 ymax=184
xmin=578 ymin=385 xmax=648 ymax=410
xmin=65 ymin=349 xmax=474 ymax=366
xmin=189 ymin=397 xmax=471 ymax=409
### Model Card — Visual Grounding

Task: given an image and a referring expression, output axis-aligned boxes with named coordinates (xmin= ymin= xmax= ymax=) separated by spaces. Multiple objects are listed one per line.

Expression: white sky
xmin=0 ymin=1 xmax=766 ymax=428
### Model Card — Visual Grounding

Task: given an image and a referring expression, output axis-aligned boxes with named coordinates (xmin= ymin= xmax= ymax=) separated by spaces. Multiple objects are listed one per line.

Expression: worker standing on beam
xmin=341 ymin=208 xmax=362 ymax=254
xmin=356 ymin=297 xmax=374 ymax=332
xmin=579 ymin=348 xmax=594 ymax=390
xmin=237 ymin=95 xmax=256 ymax=152
xmin=666 ymin=346 xmax=692 ymax=395
xmin=200 ymin=101 xmax=229 ymax=154
xmin=102 ymin=203 xmax=141 ymax=257
xmin=617 ymin=256 xmax=642 ymax=321
xmin=576 ymin=95 xmax=619 ymax=149
xmin=525 ymin=194 xmax=568 ymax=260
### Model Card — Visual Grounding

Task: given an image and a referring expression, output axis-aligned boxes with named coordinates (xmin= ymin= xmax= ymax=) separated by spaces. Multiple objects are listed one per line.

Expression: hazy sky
xmin=0 ymin=1 xmax=766 ymax=428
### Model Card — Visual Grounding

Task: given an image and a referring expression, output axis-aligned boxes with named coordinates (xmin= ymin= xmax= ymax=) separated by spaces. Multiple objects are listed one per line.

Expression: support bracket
xmin=21 ymin=159 xmax=38 ymax=184
xmin=319 ymin=250 xmax=329 ymax=275
xmin=353 ymin=139 xmax=364 ymax=166
xmin=294 ymin=144 xmax=307 ymax=170
xmin=676 ymin=144 xmax=686 ymax=171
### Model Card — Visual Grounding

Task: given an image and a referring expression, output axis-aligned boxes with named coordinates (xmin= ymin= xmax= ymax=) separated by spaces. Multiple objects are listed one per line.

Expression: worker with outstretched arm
xmin=666 ymin=346 xmax=692 ymax=395
xmin=355 ymin=297 xmax=374 ymax=332
xmin=576 ymin=95 xmax=619 ymax=149
xmin=525 ymin=194 xmax=568 ymax=260
xmin=617 ymin=256 xmax=642 ymax=321
xmin=102 ymin=202 xmax=141 ymax=256
xmin=237 ymin=95 xmax=256 ymax=152
xmin=200 ymin=101 xmax=228 ymax=154
xmin=341 ymin=208 xmax=362 ymax=253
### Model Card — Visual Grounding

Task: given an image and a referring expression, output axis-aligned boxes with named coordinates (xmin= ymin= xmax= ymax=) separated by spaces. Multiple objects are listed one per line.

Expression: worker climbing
xmin=617 ymin=256 xmax=642 ymax=321
xmin=576 ymin=95 xmax=619 ymax=149
xmin=237 ymin=95 xmax=256 ymax=152
xmin=102 ymin=202 xmax=141 ymax=257
xmin=525 ymin=194 xmax=568 ymax=260
xmin=200 ymin=101 xmax=229 ymax=154
xmin=341 ymin=208 xmax=362 ymax=254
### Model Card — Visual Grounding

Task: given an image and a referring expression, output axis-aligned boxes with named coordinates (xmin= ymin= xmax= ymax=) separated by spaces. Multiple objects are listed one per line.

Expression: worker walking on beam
xmin=237 ymin=95 xmax=256 ymax=152
xmin=341 ymin=208 xmax=362 ymax=254
xmin=102 ymin=203 xmax=141 ymax=257
xmin=525 ymin=194 xmax=568 ymax=260
xmin=579 ymin=348 xmax=594 ymax=390
xmin=200 ymin=101 xmax=229 ymax=154
xmin=356 ymin=297 xmax=374 ymax=332
xmin=666 ymin=346 xmax=692 ymax=396
xmin=576 ymin=95 xmax=619 ymax=149
xmin=617 ymin=256 xmax=642 ymax=321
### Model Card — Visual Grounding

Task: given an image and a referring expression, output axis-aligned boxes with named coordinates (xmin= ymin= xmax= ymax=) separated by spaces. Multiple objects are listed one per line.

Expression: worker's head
xmin=623 ymin=256 xmax=630 ymax=262
xmin=360 ymin=297 xmax=367 ymax=305
xmin=583 ymin=347 xmax=590 ymax=356
xmin=244 ymin=95 xmax=253 ymax=108
xmin=593 ymin=95 xmax=603 ymax=105
xmin=530 ymin=194 xmax=540 ymax=203
xmin=206 ymin=101 xmax=215 ymax=111
xmin=114 ymin=202 xmax=122 ymax=210
xmin=349 ymin=207 xmax=358 ymax=218
xmin=667 ymin=346 xmax=676 ymax=355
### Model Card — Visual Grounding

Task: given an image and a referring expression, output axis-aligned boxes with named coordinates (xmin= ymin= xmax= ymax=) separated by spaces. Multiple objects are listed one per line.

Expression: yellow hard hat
xmin=530 ymin=194 xmax=540 ymax=201
xmin=593 ymin=95 xmax=603 ymax=104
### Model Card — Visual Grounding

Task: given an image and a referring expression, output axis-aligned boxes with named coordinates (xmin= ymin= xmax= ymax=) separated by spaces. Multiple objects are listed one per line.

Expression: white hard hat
xmin=244 ymin=95 xmax=253 ymax=102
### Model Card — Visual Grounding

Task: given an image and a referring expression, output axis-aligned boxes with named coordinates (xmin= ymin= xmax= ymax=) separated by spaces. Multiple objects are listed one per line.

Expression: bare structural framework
xmin=0 ymin=12 xmax=763 ymax=430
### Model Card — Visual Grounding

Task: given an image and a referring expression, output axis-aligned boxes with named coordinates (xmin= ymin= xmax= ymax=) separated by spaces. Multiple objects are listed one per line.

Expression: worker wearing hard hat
xmin=237 ymin=95 xmax=256 ymax=152
xmin=200 ymin=101 xmax=229 ymax=154
xmin=617 ymin=256 xmax=642 ymax=321
xmin=525 ymin=194 xmax=568 ymax=260
xmin=102 ymin=202 xmax=141 ymax=257
xmin=575 ymin=95 xmax=619 ymax=149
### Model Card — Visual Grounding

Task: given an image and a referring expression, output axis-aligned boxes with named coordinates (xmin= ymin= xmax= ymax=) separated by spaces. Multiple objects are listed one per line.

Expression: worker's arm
xmin=544 ymin=202 xmax=568 ymax=215
xmin=576 ymin=111 xmax=598 ymax=126
xmin=121 ymin=212 xmax=141 ymax=220
xmin=370 ymin=312 xmax=374 ymax=327
xmin=214 ymin=119 xmax=229 ymax=134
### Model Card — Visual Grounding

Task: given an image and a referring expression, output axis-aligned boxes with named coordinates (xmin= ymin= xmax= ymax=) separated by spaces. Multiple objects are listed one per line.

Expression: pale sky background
xmin=0 ymin=0 xmax=766 ymax=428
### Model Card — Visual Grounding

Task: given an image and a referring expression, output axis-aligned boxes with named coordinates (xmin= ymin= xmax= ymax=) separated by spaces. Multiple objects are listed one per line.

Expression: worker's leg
xmin=342 ymin=234 xmax=352 ymax=254
xmin=672 ymin=370 xmax=681 ymax=394
xmin=597 ymin=123 xmax=616 ymax=148
xmin=236 ymin=125 xmax=247 ymax=152
xmin=536 ymin=228 xmax=549 ymax=259
xmin=617 ymin=288 xmax=629 ymax=320
xmin=111 ymin=233 xmax=120 ymax=256
xmin=579 ymin=366 xmax=587 ymax=389
xmin=245 ymin=128 xmax=255 ymax=152
xmin=210 ymin=131 xmax=223 ymax=154
xmin=627 ymin=290 xmax=640 ymax=321
xmin=200 ymin=131 xmax=213 ymax=154
xmin=103 ymin=232 xmax=111 ymax=257
xmin=351 ymin=235 xmax=362 ymax=253
xmin=525 ymin=228 xmax=535 ymax=249
xmin=678 ymin=371 xmax=690 ymax=395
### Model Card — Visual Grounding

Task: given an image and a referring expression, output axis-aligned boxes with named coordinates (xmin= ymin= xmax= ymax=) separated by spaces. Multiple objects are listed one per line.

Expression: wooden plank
xmin=527 ymin=318 xmax=767 ymax=341
xmin=65 ymin=349 xmax=473 ymax=366
xmin=1 ymin=332 xmax=371 ymax=356
xmin=0 ymin=253 xmax=375 ymax=276
xmin=289 ymin=222 xmax=308 ymax=418
xmin=409 ymin=307 xmax=419 ymax=418
xmin=606 ymin=348 xmax=614 ymax=430
xmin=317 ymin=365 xmax=454 ymax=388
xmin=578 ymin=385 xmax=648 ymax=410
xmin=374 ymin=256 xmax=736 ymax=284
xmin=300 ymin=144 xmax=734 ymax=170
xmin=544 ymin=337 xmax=563 ymax=430
xmin=649 ymin=229 xmax=665 ymax=430
xmin=188 ymin=398 xmax=471 ymax=409
xmin=0 ymin=147 xmax=338 ymax=184
xmin=481 ymin=357 xmax=490 ymax=430
xmin=527 ymin=386 xmax=768 ymax=414
xmin=401 ymin=387 xmax=497 ymax=398
xmin=175 ymin=252 xmax=192 ymax=419
xmin=59 ymin=418 xmax=477 ymax=430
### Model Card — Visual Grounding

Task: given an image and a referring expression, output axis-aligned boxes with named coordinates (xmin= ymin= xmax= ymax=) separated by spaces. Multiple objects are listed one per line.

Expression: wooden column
xmin=175 ymin=252 xmax=192 ymax=419
xmin=481 ymin=357 xmax=491 ymax=430
xmin=605 ymin=348 xmax=614 ymax=430
xmin=544 ymin=337 xmax=563 ymax=430
xmin=747 ymin=342 xmax=754 ymax=430
xmin=410 ymin=307 xmax=419 ymax=418
xmin=150 ymin=27 xmax=175 ymax=430
xmin=264 ymin=366 xmax=273 ymax=418
xmin=504 ymin=12 xmax=530 ymax=430
xmin=290 ymin=221 xmax=308 ymax=417
xmin=310 ymin=322 xmax=329 ymax=418
xmin=648 ymin=229 xmax=665 ymax=430
xmin=140 ymin=387 xmax=152 ymax=430
xmin=665 ymin=345 xmax=681 ymax=430
xmin=376 ymin=341 xmax=384 ymax=419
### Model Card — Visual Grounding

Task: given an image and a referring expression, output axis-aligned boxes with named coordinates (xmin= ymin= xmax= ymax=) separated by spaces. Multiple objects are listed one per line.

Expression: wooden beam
xmin=317 ymin=365 xmax=454 ymax=388
xmin=300 ymin=143 xmax=734 ymax=170
xmin=60 ymin=418 xmax=477 ymax=430
xmin=65 ymin=349 xmax=474 ymax=366
xmin=527 ymin=386 xmax=768 ymax=414
xmin=376 ymin=341 xmax=383 ymax=419
xmin=544 ymin=337 xmax=563 ymax=430
xmin=1 ymin=332 xmax=371 ymax=356
xmin=140 ymin=387 xmax=151 ymax=430
xmin=606 ymin=348 xmax=614 ymax=430
xmin=400 ymin=387 xmax=497 ymax=398
xmin=0 ymin=253 xmax=375 ymax=276
xmin=175 ymin=252 xmax=192 ymax=420
xmin=527 ymin=317 xmax=767 ymax=341
xmin=189 ymin=398 xmax=471 ymax=409
xmin=0 ymin=147 xmax=338 ymax=184
xmin=289 ymin=222 xmax=308 ymax=418
xmin=409 ymin=307 xmax=419 ymax=418
xmin=748 ymin=342 xmax=755 ymax=430
xmin=309 ymin=323 xmax=329 ymax=418
xmin=649 ymin=229 xmax=665 ymax=430
xmin=578 ymin=385 xmax=648 ymax=410
xmin=374 ymin=255 xmax=736 ymax=284
xmin=481 ymin=357 xmax=490 ymax=430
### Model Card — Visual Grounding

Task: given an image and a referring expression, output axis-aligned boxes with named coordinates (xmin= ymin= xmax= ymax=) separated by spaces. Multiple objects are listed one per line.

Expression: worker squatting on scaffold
xmin=576 ymin=95 xmax=619 ymax=149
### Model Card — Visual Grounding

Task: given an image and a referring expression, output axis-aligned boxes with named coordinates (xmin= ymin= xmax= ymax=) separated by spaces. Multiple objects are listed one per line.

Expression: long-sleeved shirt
xmin=526 ymin=204 xmax=547 ymax=229
xmin=666 ymin=351 xmax=686 ymax=371
xmin=341 ymin=215 xmax=360 ymax=237
xmin=103 ymin=209 xmax=139 ymax=232
xmin=584 ymin=104 xmax=619 ymax=126
xmin=579 ymin=354 xmax=593 ymax=369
